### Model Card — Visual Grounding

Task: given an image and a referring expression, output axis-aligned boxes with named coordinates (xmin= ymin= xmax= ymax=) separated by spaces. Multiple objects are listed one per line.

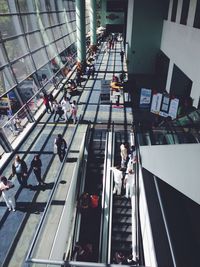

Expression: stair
xmin=111 ymin=195 xmax=132 ymax=259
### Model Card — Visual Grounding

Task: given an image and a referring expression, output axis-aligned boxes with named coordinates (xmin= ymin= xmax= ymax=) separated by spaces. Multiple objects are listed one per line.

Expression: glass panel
xmin=12 ymin=55 xmax=35 ymax=83
xmin=5 ymin=36 xmax=29 ymax=62
xmin=52 ymin=26 xmax=62 ymax=40
xmin=0 ymin=15 xmax=22 ymax=38
xmin=21 ymin=14 xmax=39 ymax=32
xmin=26 ymin=32 xmax=43 ymax=51
xmin=0 ymin=1 xmax=9 ymax=13
xmin=46 ymin=28 xmax=54 ymax=43
xmin=48 ymin=12 xmax=58 ymax=26
xmin=0 ymin=67 xmax=16 ymax=95
xmin=41 ymin=13 xmax=50 ymax=27
xmin=2 ymin=106 xmax=29 ymax=143
xmin=32 ymin=49 xmax=49 ymax=69
xmin=50 ymin=57 xmax=63 ymax=74
xmin=17 ymin=0 xmax=36 ymax=12
xmin=46 ymin=43 xmax=58 ymax=60
xmin=36 ymin=62 xmax=54 ymax=87
xmin=0 ymin=44 xmax=8 ymax=67
xmin=56 ymin=39 xmax=65 ymax=53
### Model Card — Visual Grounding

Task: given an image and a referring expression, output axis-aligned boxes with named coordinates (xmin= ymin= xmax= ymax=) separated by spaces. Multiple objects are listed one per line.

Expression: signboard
xmin=168 ymin=98 xmax=179 ymax=119
xmin=139 ymin=88 xmax=152 ymax=109
xmin=151 ymin=93 xmax=162 ymax=114
xmin=100 ymin=80 xmax=110 ymax=103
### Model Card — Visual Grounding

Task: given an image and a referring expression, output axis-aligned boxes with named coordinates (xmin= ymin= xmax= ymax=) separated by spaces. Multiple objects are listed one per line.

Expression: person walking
xmin=54 ymin=134 xmax=67 ymax=162
xmin=31 ymin=154 xmax=45 ymax=185
xmin=120 ymin=50 xmax=125 ymax=64
xmin=110 ymin=166 xmax=123 ymax=195
xmin=70 ymin=100 xmax=78 ymax=124
xmin=0 ymin=176 xmax=16 ymax=211
xmin=124 ymin=169 xmax=135 ymax=198
xmin=53 ymin=100 xmax=64 ymax=122
xmin=61 ymin=96 xmax=70 ymax=122
xmin=12 ymin=155 xmax=28 ymax=187
xmin=43 ymin=93 xmax=52 ymax=113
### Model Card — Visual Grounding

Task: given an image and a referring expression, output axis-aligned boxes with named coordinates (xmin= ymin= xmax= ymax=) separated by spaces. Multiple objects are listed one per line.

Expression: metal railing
xmin=25 ymin=115 xmax=82 ymax=264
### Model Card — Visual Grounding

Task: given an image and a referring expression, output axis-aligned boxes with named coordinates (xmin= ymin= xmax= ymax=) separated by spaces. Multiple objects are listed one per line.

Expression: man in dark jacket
xmin=54 ymin=134 xmax=67 ymax=162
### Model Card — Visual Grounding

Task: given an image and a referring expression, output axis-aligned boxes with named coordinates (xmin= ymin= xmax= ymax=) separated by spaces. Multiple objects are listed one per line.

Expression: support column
xmin=89 ymin=0 xmax=97 ymax=46
xmin=76 ymin=0 xmax=86 ymax=63
xmin=165 ymin=60 xmax=174 ymax=94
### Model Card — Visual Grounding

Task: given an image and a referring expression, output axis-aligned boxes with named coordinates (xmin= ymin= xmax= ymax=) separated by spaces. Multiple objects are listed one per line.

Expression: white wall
xmin=140 ymin=143 xmax=200 ymax=205
xmin=161 ymin=0 xmax=200 ymax=107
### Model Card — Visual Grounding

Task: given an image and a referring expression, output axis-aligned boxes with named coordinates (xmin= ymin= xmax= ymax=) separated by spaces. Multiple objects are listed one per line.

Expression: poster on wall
xmin=150 ymin=93 xmax=162 ymax=114
xmin=168 ymin=98 xmax=179 ymax=119
xmin=139 ymin=88 xmax=152 ymax=109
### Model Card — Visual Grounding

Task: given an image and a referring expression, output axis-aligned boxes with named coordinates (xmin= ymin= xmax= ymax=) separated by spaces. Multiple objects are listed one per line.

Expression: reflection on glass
xmin=0 ymin=67 xmax=16 ymax=95
xmin=12 ymin=55 xmax=35 ymax=83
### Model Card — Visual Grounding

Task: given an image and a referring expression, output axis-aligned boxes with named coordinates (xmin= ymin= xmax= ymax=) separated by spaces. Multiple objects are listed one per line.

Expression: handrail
xmin=98 ymin=129 xmax=109 ymax=262
xmin=98 ymin=122 xmax=115 ymax=263
xmin=69 ymin=122 xmax=92 ymax=259
xmin=25 ymin=115 xmax=82 ymax=262
xmin=107 ymin=122 xmax=115 ymax=263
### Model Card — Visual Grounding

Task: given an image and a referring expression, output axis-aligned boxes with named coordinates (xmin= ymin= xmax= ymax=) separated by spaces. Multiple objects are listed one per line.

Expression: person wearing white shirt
xmin=120 ymin=143 xmax=128 ymax=168
xmin=110 ymin=166 xmax=123 ymax=195
xmin=124 ymin=169 xmax=135 ymax=198
xmin=61 ymin=96 xmax=70 ymax=122
xmin=0 ymin=176 xmax=16 ymax=211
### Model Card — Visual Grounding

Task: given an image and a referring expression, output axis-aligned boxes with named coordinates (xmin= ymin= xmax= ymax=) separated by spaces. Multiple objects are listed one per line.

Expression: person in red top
xmin=43 ymin=93 xmax=52 ymax=113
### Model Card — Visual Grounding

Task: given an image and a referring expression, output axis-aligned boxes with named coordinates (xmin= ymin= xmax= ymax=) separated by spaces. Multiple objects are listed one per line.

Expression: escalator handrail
xmin=25 ymin=115 xmax=82 ymax=262
xmin=107 ymin=123 xmax=115 ymax=263
xmin=98 ymin=122 xmax=115 ymax=262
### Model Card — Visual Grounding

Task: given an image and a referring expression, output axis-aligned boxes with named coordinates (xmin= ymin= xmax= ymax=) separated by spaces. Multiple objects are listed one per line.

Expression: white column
xmin=165 ymin=59 xmax=174 ymax=93
xmin=187 ymin=0 xmax=197 ymax=26
xmin=167 ymin=0 xmax=173 ymax=20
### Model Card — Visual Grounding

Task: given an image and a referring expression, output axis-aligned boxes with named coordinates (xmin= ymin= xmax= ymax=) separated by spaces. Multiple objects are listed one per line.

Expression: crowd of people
xmin=111 ymin=143 xmax=137 ymax=199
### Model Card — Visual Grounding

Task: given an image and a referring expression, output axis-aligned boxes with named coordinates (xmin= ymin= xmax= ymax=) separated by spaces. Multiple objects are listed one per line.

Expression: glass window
xmin=12 ymin=55 xmax=35 ymax=83
xmin=171 ymin=0 xmax=178 ymax=22
xmin=0 ymin=67 xmax=16 ymax=95
xmin=194 ymin=0 xmax=200 ymax=28
xmin=0 ymin=15 xmax=22 ymax=38
xmin=21 ymin=14 xmax=39 ymax=32
xmin=0 ymin=44 xmax=8 ymax=67
xmin=56 ymin=39 xmax=65 ymax=53
xmin=48 ymin=12 xmax=59 ymax=26
xmin=46 ymin=28 xmax=54 ymax=43
xmin=26 ymin=32 xmax=43 ymax=51
xmin=0 ymin=1 xmax=9 ymax=13
xmin=17 ymin=0 xmax=36 ymax=12
xmin=41 ymin=13 xmax=50 ymax=27
xmin=5 ymin=36 xmax=29 ymax=62
xmin=32 ymin=48 xmax=49 ymax=69
xmin=46 ymin=43 xmax=58 ymax=60
xmin=36 ymin=62 xmax=54 ymax=86
xmin=52 ymin=26 xmax=62 ymax=40
xmin=180 ymin=0 xmax=190 ymax=25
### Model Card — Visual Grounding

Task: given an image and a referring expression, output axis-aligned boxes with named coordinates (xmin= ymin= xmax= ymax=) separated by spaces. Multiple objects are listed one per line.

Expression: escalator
xmin=75 ymin=125 xmax=108 ymax=261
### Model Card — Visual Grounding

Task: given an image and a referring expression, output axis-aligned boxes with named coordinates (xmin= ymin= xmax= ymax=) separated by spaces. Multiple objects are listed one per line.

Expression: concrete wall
xmin=126 ymin=0 xmax=165 ymax=75
xmin=161 ymin=0 xmax=200 ymax=107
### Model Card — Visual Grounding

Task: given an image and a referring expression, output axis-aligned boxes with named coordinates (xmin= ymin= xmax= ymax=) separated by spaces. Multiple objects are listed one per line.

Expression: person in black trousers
xmin=31 ymin=154 xmax=45 ymax=185
xmin=12 ymin=155 xmax=28 ymax=187
xmin=54 ymin=134 xmax=67 ymax=162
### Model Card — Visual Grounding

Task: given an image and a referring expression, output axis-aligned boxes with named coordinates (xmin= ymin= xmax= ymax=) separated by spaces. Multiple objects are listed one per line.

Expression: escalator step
xmin=112 ymin=242 xmax=132 ymax=252
xmin=113 ymin=216 xmax=132 ymax=224
xmin=113 ymin=208 xmax=132 ymax=216
xmin=113 ymin=198 xmax=132 ymax=207
xmin=112 ymin=224 xmax=132 ymax=233
xmin=112 ymin=233 xmax=132 ymax=242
